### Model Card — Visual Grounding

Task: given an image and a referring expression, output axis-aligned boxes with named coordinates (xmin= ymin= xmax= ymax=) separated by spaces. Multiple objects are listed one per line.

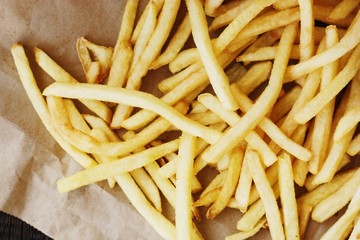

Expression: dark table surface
xmin=0 ymin=211 xmax=52 ymax=240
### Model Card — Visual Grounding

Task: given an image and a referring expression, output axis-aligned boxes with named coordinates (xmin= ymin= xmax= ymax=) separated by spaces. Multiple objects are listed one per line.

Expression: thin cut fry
xmin=319 ymin=187 xmax=360 ymax=240
xmin=298 ymin=0 xmax=315 ymax=62
xmin=329 ymin=0 xmax=360 ymax=21
xmin=34 ymin=47 xmax=113 ymax=124
xmin=247 ymin=151 xmax=285 ymax=240
xmin=226 ymin=218 xmax=266 ymax=240
xmin=333 ymin=106 xmax=360 ymax=141
xmin=11 ymin=43 xmax=97 ymax=169
xmin=206 ymin=147 xmax=244 ymax=219
xmin=185 ymin=0 xmax=238 ymax=110
xmin=43 ymin=82 xmax=222 ymax=144
xmin=198 ymin=93 xmax=277 ymax=165
xmin=202 ymin=22 xmax=297 ymax=164
xmin=176 ymin=133 xmax=196 ymax=240
xmin=308 ymin=26 xmax=339 ymax=174
xmin=57 ymin=139 xmax=180 ymax=193
xmin=278 ymin=152 xmax=300 ymax=240
xmin=311 ymin=168 xmax=360 ymax=222
xmin=113 ymin=0 xmax=139 ymax=57
xmin=151 ymin=14 xmax=191 ymax=70
xmin=285 ymin=10 xmax=360 ymax=82
xmin=347 ymin=133 xmax=360 ymax=156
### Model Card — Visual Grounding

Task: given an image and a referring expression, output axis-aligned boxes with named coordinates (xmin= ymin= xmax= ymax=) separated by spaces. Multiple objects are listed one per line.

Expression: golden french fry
xmin=107 ymin=41 xmax=133 ymax=88
xmin=43 ymin=82 xmax=222 ymax=144
xmin=130 ymin=1 xmax=157 ymax=72
xmin=176 ymin=133 xmax=197 ymax=240
xmin=246 ymin=150 xmax=285 ymax=240
xmin=270 ymin=85 xmax=301 ymax=123
xmin=236 ymin=45 xmax=301 ymax=62
xmin=204 ymin=0 xmax=225 ymax=16
xmin=311 ymin=168 xmax=360 ymax=222
xmin=34 ymin=47 xmax=113 ymax=124
xmin=285 ymin=10 xmax=360 ymax=82
xmin=202 ymin=22 xmax=297 ymax=164
xmin=278 ymin=153 xmax=300 ymax=240
xmin=185 ymin=0 xmax=238 ymax=110
xmin=226 ymin=218 xmax=266 ymax=240
xmin=333 ymin=106 xmax=360 ymax=142
xmin=206 ymin=147 xmax=244 ymax=219
xmin=234 ymin=61 xmax=272 ymax=95
xmin=11 ymin=43 xmax=97 ymax=168
xmin=151 ymin=14 xmax=191 ymax=70
xmin=347 ymin=133 xmax=360 ymax=156
xmin=298 ymin=0 xmax=315 ymax=61
xmin=113 ymin=0 xmax=139 ymax=57
xmin=198 ymin=93 xmax=278 ymax=165
xmin=235 ymin=148 xmax=253 ymax=213
xmin=329 ymin=0 xmax=360 ymax=21
xmin=319 ymin=186 xmax=360 ymax=240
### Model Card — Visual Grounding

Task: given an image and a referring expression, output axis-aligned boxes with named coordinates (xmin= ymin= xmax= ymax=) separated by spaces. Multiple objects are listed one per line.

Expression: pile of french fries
xmin=11 ymin=0 xmax=360 ymax=239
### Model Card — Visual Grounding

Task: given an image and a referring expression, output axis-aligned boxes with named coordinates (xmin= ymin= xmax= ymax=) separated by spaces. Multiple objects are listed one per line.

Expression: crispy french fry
xmin=285 ymin=10 xmax=360 ymax=82
xmin=278 ymin=153 xmax=300 ymax=240
xmin=206 ymin=147 xmax=244 ymax=219
xmin=34 ymin=47 xmax=113 ymax=124
xmin=329 ymin=0 xmax=360 ymax=21
xmin=298 ymin=0 xmax=315 ymax=62
xmin=319 ymin=186 xmax=360 ymax=240
xmin=333 ymin=106 xmax=360 ymax=142
xmin=226 ymin=218 xmax=266 ymax=240
xmin=246 ymin=150 xmax=285 ymax=240
xmin=176 ymin=133 xmax=196 ymax=240
xmin=347 ymin=133 xmax=360 ymax=156
xmin=151 ymin=14 xmax=191 ymax=70
xmin=11 ymin=43 xmax=98 ymax=168
xmin=311 ymin=168 xmax=360 ymax=222
xmin=185 ymin=0 xmax=238 ymax=110
xmin=202 ymin=22 xmax=297 ymax=164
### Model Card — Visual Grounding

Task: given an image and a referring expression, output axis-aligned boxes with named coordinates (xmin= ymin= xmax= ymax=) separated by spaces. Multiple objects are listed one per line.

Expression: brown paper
xmin=0 ymin=1 xmax=356 ymax=239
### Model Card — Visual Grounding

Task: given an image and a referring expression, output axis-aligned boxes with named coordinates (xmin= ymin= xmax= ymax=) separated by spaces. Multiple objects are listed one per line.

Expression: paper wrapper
xmin=0 ymin=1 xmax=357 ymax=239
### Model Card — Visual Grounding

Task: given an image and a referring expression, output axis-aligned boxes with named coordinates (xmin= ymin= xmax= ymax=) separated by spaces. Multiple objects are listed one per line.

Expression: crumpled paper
xmin=0 ymin=1 xmax=355 ymax=239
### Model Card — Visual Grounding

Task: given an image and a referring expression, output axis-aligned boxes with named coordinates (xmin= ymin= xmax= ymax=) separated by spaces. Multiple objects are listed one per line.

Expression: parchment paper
xmin=0 ymin=1 xmax=353 ymax=239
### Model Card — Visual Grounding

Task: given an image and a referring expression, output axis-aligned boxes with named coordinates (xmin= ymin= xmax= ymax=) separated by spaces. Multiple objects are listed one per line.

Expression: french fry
xmin=347 ymin=133 xmax=360 ymax=156
xmin=76 ymin=37 xmax=113 ymax=84
xmin=235 ymin=148 xmax=254 ymax=213
xmin=185 ymin=0 xmax=238 ymax=110
xmin=329 ymin=0 xmax=360 ymax=21
xmin=11 ymin=43 xmax=98 ymax=169
xmin=285 ymin=10 xmax=360 ymax=82
xmin=278 ymin=152 xmax=300 ymax=240
xmin=298 ymin=0 xmax=315 ymax=62
xmin=311 ymin=168 xmax=360 ymax=222
xmin=176 ymin=133 xmax=196 ymax=240
xmin=294 ymin=44 xmax=360 ymax=124
xmin=319 ymin=186 xmax=360 ymax=240
xmin=202 ymin=22 xmax=297 ymax=164
xmin=312 ymin=74 xmax=360 ymax=185
xmin=226 ymin=218 xmax=266 ymax=240
xmin=107 ymin=41 xmax=133 ymax=88
xmin=231 ymin=85 xmax=312 ymax=163
xmin=111 ymin=0 xmax=181 ymax=127
xmin=270 ymin=85 xmax=302 ymax=123
xmin=333 ymin=106 xmax=360 ymax=142
xmin=130 ymin=1 xmax=157 ymax=72
xmin=246 ymin=151 xmax=285 ymax=240
xmin=43 ymin=82 xmax=222 ymax=145
xmin=204 ymin=0 xmax=225 ymax=16
xmin=56 ymin=139 xmax=180 ymax=193
xmin=151 ymin=13 xmax=191 ymax=70
xmin=130 ymin=0 xmax=164 ymax=44
xmin=198 ymin=93 xmax=277 ymax=165
xmin=113 ymin=0 xmax=139 ymax=56
xmin=193 ymin=188 xmax=221 ymax=207
xmin=348 ymin=215 xmax=360 ymax=240
xmin=169 ymin=48 xmax=200 ymax=74
xmin=206 ymin=147 xmax=244 ymax=219
xmin=308 ymin=26 xmax=339 ymax=174
xmin=209 ymin=0 xmax=252 ymax=32
xmin=34 ymin=47 xmax=113 ymax=124
xmin=234 ymin=61 xmax=272 ymax=95
xmin=236 ymin=45 xmax=301 ymax=62
xmin=313 ymin=4 xmax=357 ymax=28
